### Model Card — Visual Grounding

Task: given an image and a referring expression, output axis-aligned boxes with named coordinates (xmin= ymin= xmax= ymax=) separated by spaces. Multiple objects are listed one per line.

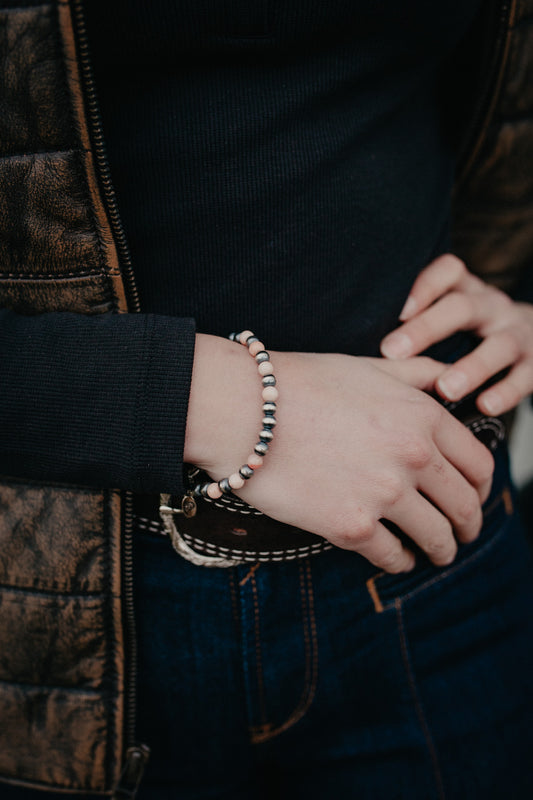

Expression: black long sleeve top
xmin=0 ymin=0 xmax=484 ymax=493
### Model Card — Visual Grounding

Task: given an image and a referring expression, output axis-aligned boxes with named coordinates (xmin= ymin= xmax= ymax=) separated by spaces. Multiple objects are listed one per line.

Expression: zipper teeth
xmin=71 ymin=0 xmax=141 ymax=314
xmin=455 ymin=0 xmax=514 ymax=189
xmin=70 ymin=0 xmax=141 ymax=752
xmin=122 ymin=491 xmax=138 ymax=748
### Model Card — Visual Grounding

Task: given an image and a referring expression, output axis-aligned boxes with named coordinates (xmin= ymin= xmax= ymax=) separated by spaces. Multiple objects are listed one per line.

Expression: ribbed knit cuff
xmin=132 ymin=314 xmax=196 ymax=493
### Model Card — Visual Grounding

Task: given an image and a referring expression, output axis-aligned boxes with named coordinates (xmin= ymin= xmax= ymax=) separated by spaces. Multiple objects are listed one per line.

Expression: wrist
xmin=183 ymin=333 xmax=262 ymax=476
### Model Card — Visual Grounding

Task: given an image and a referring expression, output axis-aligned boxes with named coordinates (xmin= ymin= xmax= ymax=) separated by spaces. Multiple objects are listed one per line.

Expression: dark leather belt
xmin=135 ymin=385 xmax=506 ymax=567
xmin=137 ymin=501 xmax=333 ymax=565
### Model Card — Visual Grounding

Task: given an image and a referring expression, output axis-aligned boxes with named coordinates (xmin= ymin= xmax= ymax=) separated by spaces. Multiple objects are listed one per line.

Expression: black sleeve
xmin=0 ymin=309 xmax=195 ymax=494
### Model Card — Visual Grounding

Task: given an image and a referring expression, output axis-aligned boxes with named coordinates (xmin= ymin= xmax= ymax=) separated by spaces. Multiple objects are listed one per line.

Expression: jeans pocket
xmin=367 ymin=481 xmax=514 ymax=614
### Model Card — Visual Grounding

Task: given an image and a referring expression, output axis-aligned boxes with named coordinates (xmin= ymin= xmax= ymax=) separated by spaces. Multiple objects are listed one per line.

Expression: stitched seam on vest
xmin=0 ymin=584 xmax=106 ymax=598
xmin=0 ymin=678 xmax=104 ymax=694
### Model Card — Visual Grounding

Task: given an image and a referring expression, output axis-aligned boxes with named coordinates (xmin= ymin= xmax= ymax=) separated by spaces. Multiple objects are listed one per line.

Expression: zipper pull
xmin=113 ymin=745 xmax=150 ymax=800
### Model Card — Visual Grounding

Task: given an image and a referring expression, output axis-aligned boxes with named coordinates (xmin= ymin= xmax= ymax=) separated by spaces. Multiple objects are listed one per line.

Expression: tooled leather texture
xmin=453 ymin=0 xmax=533 ymax=293
xmin=0 ymin=0 xmax=127 ymax=794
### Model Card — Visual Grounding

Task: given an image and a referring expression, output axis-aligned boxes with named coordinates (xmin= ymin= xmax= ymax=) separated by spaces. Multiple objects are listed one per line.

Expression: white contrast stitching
xmin=135 ymin=514 xmax=332 ymax=561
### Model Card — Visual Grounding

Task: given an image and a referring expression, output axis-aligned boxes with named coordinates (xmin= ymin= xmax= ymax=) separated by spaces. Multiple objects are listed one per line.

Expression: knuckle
xmin=403 ymin=436 xmax=433 ymax=469
xmin=378 ymin=472 xmax=405 ymax=507
xmin=379 ymin=549 xmax=408 ymax=574
xmin=425 ymin=533 xmax=457 ymax=565
xmin=414 ymin=315 xmax=437 ymax=342
xmin=330 ymin=510 xmax=373 ymax=549
xmin=454 ymin=292 xmax=474 ymax=319
xmin=351 ymin=513 xmax=375 ymax=544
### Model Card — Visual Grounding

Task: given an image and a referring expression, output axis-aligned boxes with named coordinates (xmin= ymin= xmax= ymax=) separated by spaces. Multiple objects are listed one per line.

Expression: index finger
xmin=399 ymin=254 xmax=476 ymax=321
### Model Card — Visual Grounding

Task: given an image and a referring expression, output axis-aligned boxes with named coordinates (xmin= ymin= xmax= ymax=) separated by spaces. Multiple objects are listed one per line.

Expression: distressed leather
xmin=0 ymin=481 xmax=124 ymax=793
xmin=0 ymin=0 xmax=532 ymax=795
xmin=453 ymin=0 xmax=533 ymax=291
xmin=0 ymin=1 xmax=128 ymax=794
xmin=0 ymin=1 xmax=128 ymax=314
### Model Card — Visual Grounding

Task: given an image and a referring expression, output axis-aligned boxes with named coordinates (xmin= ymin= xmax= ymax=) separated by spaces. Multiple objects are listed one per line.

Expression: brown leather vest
xmin=0 ymin=0 xmax=531 ymax=795
xmin=0 ymin=1 xmax=136 ymax=795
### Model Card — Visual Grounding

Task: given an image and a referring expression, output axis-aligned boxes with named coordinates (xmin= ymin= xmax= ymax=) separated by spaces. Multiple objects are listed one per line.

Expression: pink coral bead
xmin=247 ymin=454 xmax=264 ymax=469
xmin=262 ymin=386 xmax=279 ymax=402
xmin=238 ymin=330 xmax=254 ymax=345
xmin=258 ymin=361 xmax=274 ymax=376
xmin=207 ymin=483 xmax=223 ymax=499
xmin=228 ymin=473 xmax=245 ymax=490
xmin=248 ymin=341 xmax=265 ymax=357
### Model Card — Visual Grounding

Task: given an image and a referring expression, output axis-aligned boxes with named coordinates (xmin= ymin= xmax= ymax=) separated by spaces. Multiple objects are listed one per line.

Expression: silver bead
xmin=246 ymin=336 xmax=259 ymax=345
xmin=259 ymin=429 xmax=274 ymax=442
xmin=218 ymin=478 xmax=232 ymax=494
xmin=262 ymin=402 xmax=277 ymax=414
xmin=239 ymin=465 xmax=254 ymax=479
xmin=262 ymin=415 xmax=277 ymax=428
xmin=229 ymin=332 xmax=237 ymax=342
xmin=254 ymin=442 xmax=269 ymax=456
xmin=255 ymin=351 xmax=270 ymax=363
xmin=262 ymin=375 xmax=276 ymax=387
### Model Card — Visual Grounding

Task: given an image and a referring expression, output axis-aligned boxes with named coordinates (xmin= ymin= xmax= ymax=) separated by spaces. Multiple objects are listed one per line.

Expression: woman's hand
xmin=185 ymin=335 xmax=494 ymax=574
xmin=380 ymin=254 xmax=533 ymax=415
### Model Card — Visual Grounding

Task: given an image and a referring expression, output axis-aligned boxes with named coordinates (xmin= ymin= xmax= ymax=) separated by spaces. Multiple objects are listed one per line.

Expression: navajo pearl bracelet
xmin=193 ymin=330 xmax=278 ymax=501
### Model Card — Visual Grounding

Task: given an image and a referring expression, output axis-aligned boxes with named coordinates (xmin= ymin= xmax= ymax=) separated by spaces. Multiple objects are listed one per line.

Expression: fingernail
xmin=399 ymin=295 xmax=417 ymax=321
xmin=381 ymin=333 xmax=412 ymax=359
xmin=482 ymin=391 xmax=502 ymax=415
xmin=440 ymin=549 xmax=458 ymax=566
xmin=437 ymin=370 xmax=467 ymax=400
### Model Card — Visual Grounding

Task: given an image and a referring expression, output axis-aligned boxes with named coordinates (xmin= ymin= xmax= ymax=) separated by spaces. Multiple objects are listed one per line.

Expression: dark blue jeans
xmin=4 ymin=444 xmax=533 ymax=799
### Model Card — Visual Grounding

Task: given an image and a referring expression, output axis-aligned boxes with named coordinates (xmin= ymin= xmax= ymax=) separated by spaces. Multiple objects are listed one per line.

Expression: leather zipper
xmin=112 ymin=745 xmax=151 ymax=800
xmin=70 ymin=0 xmax=141 ymax=314
xmin=69 ymin=0 xmax=149 ymax=794
xmin=118 ymin=491 xmax=148 ymax=790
